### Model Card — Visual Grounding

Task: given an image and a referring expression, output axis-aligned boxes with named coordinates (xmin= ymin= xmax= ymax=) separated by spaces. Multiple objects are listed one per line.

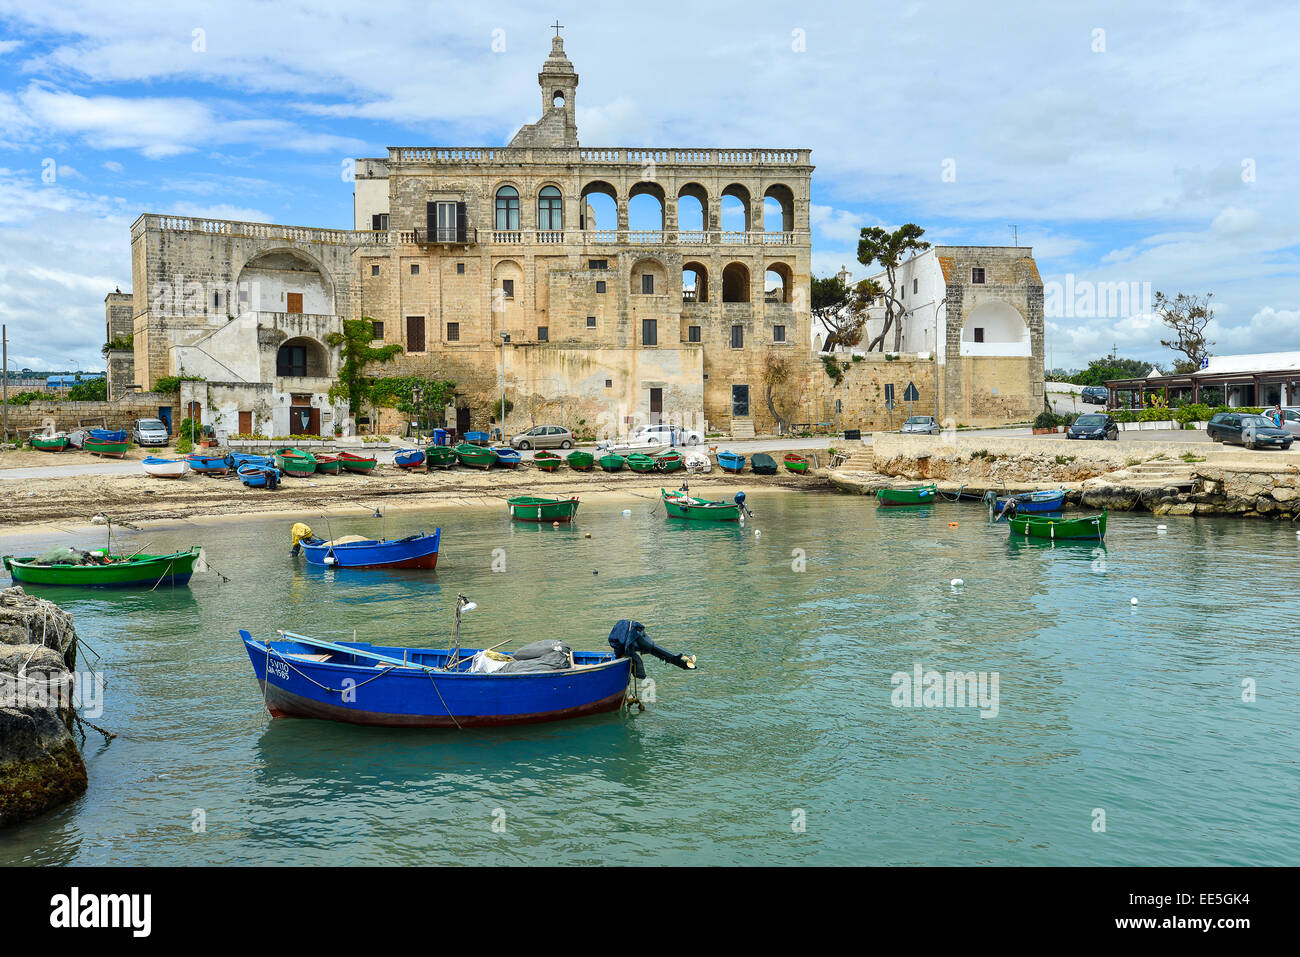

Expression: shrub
xmin=1033 ymin=411 xmax=1059 ymax=430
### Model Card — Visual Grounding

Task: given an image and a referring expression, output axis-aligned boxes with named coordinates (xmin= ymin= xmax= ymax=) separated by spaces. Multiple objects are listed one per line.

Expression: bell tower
xmin=508 ymin=25 xmax=580 ymax=148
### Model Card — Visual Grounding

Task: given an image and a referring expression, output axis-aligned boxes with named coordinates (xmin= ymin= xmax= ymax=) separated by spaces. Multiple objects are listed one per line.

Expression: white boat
xmin=142 ymin=456 xmax=190 ymax=479
xmin=685 ymin=452 xmax=711 ymax=473
xmin=596 ymin=436 xmax=668 ymax=455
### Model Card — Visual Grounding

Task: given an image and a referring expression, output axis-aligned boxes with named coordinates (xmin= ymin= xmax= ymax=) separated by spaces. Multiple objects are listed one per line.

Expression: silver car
xmin=900 ymin=415 xmax=940 ymax=435
xmin=509 ymin=425 xmax=574 ymax=450
xmin=1269 ymin=407 xmax=1300 ymax=436
xmin=132 ymin=417 xmax=170 ymax=446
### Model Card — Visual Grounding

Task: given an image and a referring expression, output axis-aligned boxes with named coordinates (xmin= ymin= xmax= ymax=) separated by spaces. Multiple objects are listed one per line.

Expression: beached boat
xmin=507 ymin=496 xmax=580 ymax=523
xmin=314 ymin=453 xmax=342 ymax=475
xmin=878 ymin=483 xmax=937 ymax=506
xmin=85 ymin=437 xmax=130 ymax=458
xmin=3 ymin=546 xmax=202 ymax=588
xmin=626 ymin=452 xmax=655 ymax=473
xmin=661 ymin=487 xmax=741 ymax=522
xmin=750 ymin=453 xmax=778 ymax=475
xmin=238 ymin=464 xmax=281 ymax=488
xmin=424 ymin=446 xmax=456 ymax=469
xmin=186 ymin=452 xmax=230 ymax=475
xmin=598 ymin=452 xmax=625 ymax=472
xmin=534 ymin=450 xmax=562 ymax=471
xmin=291 ymin=525 xmax=441 ymax=569
xmin=393 ymin=448 xmax=426 ymax=470
xmin=142 ymin=456 xmax=190 ymax=479
xmin=1009 ymin=509 xmax=1107 ymax=541
xmin=88 ymin=428 xmax=127 ymax=443
xmin=464 ymin=430 xmax=491 ymax=446
xmin=717 ymin=450 xmax=745 ymax=473
xmin=566 ymin=450 xmax=594 ymax=472
xmin=685 ymin=452 xmax=711 ymax=473
xmin=995 ymin=488 xmax=1066 ymax=517
xmin=226 ymin=451 xmax=274 ymax=469
xmin=274 ymin=448 xmax=317 ymax=477
xmin=783 ymin=452 xmax=811 ymax=473
xmin=491 ymin=446 xmax=522 ymax=468
xmin=336 ymin=451 xmax=377 ymax=474
xmin=655 ymin=450 xmax=684 ymax=472
xmin=454 ymin=442 xmax=495 ymax=469
xmin=30 ymin=433 xmax=69 ymax=452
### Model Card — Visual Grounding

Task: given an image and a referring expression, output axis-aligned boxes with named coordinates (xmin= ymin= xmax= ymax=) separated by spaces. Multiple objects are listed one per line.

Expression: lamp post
xmin=499 ymin=332 xmax=510 ymax=441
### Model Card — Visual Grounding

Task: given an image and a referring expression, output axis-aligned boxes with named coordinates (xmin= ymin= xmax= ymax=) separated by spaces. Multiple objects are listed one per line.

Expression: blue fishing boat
xmin=88 ymin=428 xmax=127 ymax=443
xmin=186 ymin=452 xmax=230 ymax=475
xmin=239 ymin=605 xmax=696 ymax=728
xmin=226 ymin=451 xmax=275 ymax=469
xmin=291 ymin=526 xmax=440 ymax=569
xmin=717 ymin=450 xmax=745 ymax=473
xmin=491 ymin=446 xmax=521 ymax=468
xmin=464 ymin=430 xmax=490 ymax=446
xmin=993 ymin=488 xmax=1066 ymax=518
xmin=238 ymin=464 xmax=281 ymax=488
xmin=393 ymin=448 xmax=426 ymax=469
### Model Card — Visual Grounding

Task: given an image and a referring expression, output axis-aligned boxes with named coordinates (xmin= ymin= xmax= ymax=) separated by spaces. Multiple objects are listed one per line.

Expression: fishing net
xmin=33 ymin=546 xmax=96 ymax=566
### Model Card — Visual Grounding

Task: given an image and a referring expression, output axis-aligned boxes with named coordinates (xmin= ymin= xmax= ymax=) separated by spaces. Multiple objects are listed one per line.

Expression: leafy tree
xmin=327 ymin=317 xmax=402 ymax=415
xmin=857 ymin=224 xmax=930 ymax=352
xmin=762 ymin=354 xmax=792 ymax=433
xmin=368 ymin=375 xmax=456 ymax=431
xmin=1073 ymin=356 xmax=1158 ymax=386
xmin=66 ymin=378 xmax=107 ymax=401
xmin=1154 ymin=291 xmax=1214 ymax=373
xmin=811 ymin=275 xmax=859 ymax=350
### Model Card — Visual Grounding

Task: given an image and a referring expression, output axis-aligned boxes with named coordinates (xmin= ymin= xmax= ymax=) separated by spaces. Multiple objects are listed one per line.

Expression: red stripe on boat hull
xmin=258 ymin=681 xmax=625 ymax=727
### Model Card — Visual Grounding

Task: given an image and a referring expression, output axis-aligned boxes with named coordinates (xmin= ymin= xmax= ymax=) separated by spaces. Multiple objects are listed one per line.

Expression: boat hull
xmin=336 ymin=453 xmax=377 ymax=473
xmin=661 ymin=489 xmax=739 ymax=522
xmin=507 ymin=497 xmax=580 ymax=522
xmin=299 ymin=529 xmax=440 ymax=569
xmin=878 ymin=485 xmax=937 ymax=506
xmin=533 ymin=453 xmax=562 ymax=471
xmin=598 ymin=454 xmax=625 ymax=472
xmin=242 ymin=634 xmax=630 ymax=728
xmin=274 ymin=448 xmax=317 ymax=477
xmin=454 ymin=444 xmax=494 ymax=469
xmin=783 ymin=456 xmax=810 ymax=473
xmin=3 ymin=549 xmax=200 ymax=587
xmin=1009 ymin=510 xmax=1107 ymax=540
xmin=85 ymin=439 xmax=129 ymax=458
xmin=142 ymin=457 xmax=189 ymax=478
xmin=31 ymin=436 xmax=68 ymax=452
xmin=566 ymin=452 xmax=594 ymax=471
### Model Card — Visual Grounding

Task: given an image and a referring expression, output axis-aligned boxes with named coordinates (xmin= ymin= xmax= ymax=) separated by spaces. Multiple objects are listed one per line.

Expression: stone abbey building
xmin=116 ymin=34 xmax=815 ymax=439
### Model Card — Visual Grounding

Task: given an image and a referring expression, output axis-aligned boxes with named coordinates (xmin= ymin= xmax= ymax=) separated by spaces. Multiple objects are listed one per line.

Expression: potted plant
xmin=1032 ymin=411 xmax=1059 ymax=435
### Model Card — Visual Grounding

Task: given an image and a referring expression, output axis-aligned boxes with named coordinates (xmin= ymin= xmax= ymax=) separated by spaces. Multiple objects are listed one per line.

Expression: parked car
xmin=1206 ymin=412 xmax=1294 ymax=450
xmin=509 ymin=425 xmax=574 ymax=450
xmin=632 ymin=423 xmax=704 ymax=446
xmin=1269 ymin=407 xmax=1300 ymax=436
xmin=899 ymin=415 xmax=940 ymax=435
xmin=1080 ymin=386 xmax=1108 ymax=405
xmin=1066 ymin=412 xmax=1119 ymax=441
xmin=132 ymin=417 xmax=170 ymax=446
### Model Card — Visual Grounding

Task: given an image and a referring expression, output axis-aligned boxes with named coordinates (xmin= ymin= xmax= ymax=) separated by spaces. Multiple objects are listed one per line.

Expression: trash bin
xmin=432 ymin=429 xmax=448 ymax=446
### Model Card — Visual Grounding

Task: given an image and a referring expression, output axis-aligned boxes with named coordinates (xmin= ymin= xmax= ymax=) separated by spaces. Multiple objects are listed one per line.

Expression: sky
xmin=1 ymin=0 xmax=1298 ymax=373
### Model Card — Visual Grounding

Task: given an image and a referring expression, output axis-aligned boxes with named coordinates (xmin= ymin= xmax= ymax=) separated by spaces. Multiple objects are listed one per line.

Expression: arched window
xmin=538 ymin=186 xmax=563 ymax=230
xmin=495 ymin=186 xmax=520 ymax=230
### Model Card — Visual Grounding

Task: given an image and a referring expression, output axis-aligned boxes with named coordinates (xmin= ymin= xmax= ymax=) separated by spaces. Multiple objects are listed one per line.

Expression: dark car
xmin=1066 ymin=412 xmax=1119 ymax=440
xmin=1206 ymin=412 xmax=1294 ymax=450
xmin=1080 ymin=386 xmax=1108 ymax=405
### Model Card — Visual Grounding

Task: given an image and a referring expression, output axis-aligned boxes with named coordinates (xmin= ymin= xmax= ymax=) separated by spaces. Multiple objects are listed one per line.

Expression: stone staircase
xmin=1099 ymin=460 xmax=1197 ymax=489
xmin=730 ymin=417 xmax=755 ymax=439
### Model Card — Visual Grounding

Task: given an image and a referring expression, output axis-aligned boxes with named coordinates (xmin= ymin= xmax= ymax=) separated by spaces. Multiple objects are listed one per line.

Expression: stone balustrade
xmin=388 ymin=146 xmax=811 ymax=167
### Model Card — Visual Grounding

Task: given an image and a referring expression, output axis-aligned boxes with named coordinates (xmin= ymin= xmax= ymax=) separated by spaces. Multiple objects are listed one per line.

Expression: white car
xmin=900 ymin=415 xmax=940 ymax=435
xmin=632 ymin=423 xmax=704 ymax=446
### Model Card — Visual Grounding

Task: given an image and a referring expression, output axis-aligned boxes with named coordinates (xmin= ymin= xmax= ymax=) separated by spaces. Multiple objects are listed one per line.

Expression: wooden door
xmin=307 ymin=408 xmax=320 ymax=436
xmin=286 ymin=292 xmax=303 ymax=314
xmin=456 ymin=406 xmax=471 ymax=436
xmin=407 ymin=316 xmax=426 ymax=352
xmin=238 ymin=411 xmax=252 ymax=434
xmin=186 ymin=401 xmax=201 ymax=425
xmin=650 ymin=388 xmax=663 ymax=424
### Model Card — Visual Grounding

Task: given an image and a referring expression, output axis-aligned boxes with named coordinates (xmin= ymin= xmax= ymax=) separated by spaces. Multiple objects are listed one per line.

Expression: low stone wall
xmin=1140 ymin=465 xmax=1300 ymax=519
xmin=2 ymin=393 xmax=176 ymax=436
xmin=0 ymin=587 xmax=87 ymax=828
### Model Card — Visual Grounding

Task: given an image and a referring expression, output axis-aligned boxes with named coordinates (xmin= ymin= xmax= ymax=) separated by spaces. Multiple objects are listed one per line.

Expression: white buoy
xmin=1130 ymin=597 xmax=1139 ymax=605
xmin=951 ymin=578 xmax=964 ymax=587
xmin=754 ymin=529 xmax=761 ymax=538
xmin=1157 ymin=524 xmax=1167 ymax=533
xmin=622 ymin=509 xmax=632 ymax=517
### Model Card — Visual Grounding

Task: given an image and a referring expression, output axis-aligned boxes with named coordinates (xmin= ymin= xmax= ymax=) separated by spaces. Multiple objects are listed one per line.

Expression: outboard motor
xmin=734 ymin=491 xmax=753 ymax=518
xmin=607 ymin=620 xmax=697 ymax=680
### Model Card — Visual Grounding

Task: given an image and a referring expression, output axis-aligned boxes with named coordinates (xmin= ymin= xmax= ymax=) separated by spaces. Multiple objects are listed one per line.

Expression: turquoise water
xmin=2 ymin=493 xmax=1298 ymax=865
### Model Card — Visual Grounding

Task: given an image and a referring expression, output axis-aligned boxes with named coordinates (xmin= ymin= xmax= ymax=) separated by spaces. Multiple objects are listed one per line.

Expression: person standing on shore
xmin=1272 ymin=403 xmax=1284 ymax=428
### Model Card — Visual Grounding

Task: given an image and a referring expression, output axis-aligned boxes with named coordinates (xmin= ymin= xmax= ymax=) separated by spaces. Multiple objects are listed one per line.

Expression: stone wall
xmin=2 ymin=393 xmax=177 ymax=434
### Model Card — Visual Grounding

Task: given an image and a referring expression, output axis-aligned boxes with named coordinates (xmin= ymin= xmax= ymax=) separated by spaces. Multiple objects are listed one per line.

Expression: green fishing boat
xmin=274 ymin=447 xmax=317 ymax=477
xmin=661 ymin=488 xmax=740 ymax=522
xmin=3 ymin=546 xmax=202 ymax=588
xmin=598 ymin=452 xmax=626 ymax=472
xmin=426 ymin=446 xmax=458 ymax=469
xmin=314 ymin=453 xmax=342 ymax=475
xmin=30 ymin=433 xmax=69 ymax=452
xmin=878 ymin=483 xmax=937 ymax=506
xmin=506 ymin=495 xmax=581 ymax=523
xmin=783 ymin=453 xmax=811 ymax=473
xmin=566 ymin=450 xmax=594 ymax=471
xmin=337 ymin=451 xmax=378 ymax=473
xmin=455 ymin=442 xmax=496 ymax=469
xmin=534 ymin=450 xmax=562 ymax=471
xmin=626 ymin=452 xmax=656 ymax=473
xmin=655 ymin=450 xmax=684 ymax=472
xmin=84 ymin=438 xmax=129 ymax=458
xmin=1009 ymin=509 xmax=1107 ymax=541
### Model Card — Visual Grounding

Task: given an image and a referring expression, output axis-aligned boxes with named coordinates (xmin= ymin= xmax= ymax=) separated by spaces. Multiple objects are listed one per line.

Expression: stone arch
xmin=630 ymin=256 xmax=668 ymax=296
xmin=580 ymin=180 xmax=618 ymax=230
xmin=763 ymin=183 xmax=795 ymax=232
xmin=628 ymin=181 xmax=666 ymax=230
xmin=721 ymin=183 xmax=751 ymax=232
xmin=765 ymin=262 xmax=793 ymax=303
xmin=960 ymin=299 xmax=1031 ymax=355
xmin=237 ymin=246 xmax=335 ymax=315
xmin=677 ymin=182 xmax=708 ymax=232
xmin=275 ymin=336 xmax=330 ymax=378
xmin=682 ymin=261 xmax=709 ymax=303
xmin=722 ymin=262 xmax=750 ymax=303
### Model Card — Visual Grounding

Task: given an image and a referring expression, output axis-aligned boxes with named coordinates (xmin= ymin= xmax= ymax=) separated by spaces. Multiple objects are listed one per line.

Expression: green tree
xmin=762 ymin=353 xmax=792 ymax=432
xmin=857 ymin=224 xmax=930 ymax=352
xmin=327 ymin=318 xmax=402 ymax=416
xmin=368 ymin=375 xmax=456 ymax=432
xmin=811 ymin=274 xmax=856 ymax=350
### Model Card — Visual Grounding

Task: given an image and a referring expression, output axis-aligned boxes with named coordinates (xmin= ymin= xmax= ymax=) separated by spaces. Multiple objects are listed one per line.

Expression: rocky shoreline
xmin=0 ymin=586 xmax=88 ymax=828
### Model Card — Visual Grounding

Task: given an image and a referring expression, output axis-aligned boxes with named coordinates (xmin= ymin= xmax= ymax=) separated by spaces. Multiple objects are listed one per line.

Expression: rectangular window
xmin=446 ymin=322 xmax=459 ymax=342
xmin=731 ymin=325 xmax=744 ymax=349
xmin=435 ymin=201 xmax=457 ymax=242
xmin=410 ymin=263 xmax=420 ymax=275
xmin=589 ymin=259 xmax=607 ymax=270
xmin=370 ymin=264 xmax=380 ymax=276
xmin=773 ymin=325 xmax=786 ymax=342
xmin=502 ymin=279 xmax=514 ymax=299
xmin=371 ymin=213 xmax=389 ymax=231
xmin=406 ymin=316 xmax=426 ymax=352
xmin=537 ymin=326 xmax=549 ymax=341
xmin=605 ymin=379 xmax=613 ymax=388
xmin=642 ymin=319 xmax=658 ymax=346
xmin=371 ymin=320 xmax=384 ymax=339
xmin=586 ymin=316 xmax=596 ymax=328
xmin=596 ymin=280 xmax=607 ymax=293
xmin=285 ymin=292 xmax=303 ymax=314
xmin=456 ymin=262 xmax=465 ymax=274
xmin=641 ymin=274 xmax=655 ymax=294
xmin=277 ymin=346 xmax=308 ymax=377
xmin=972 ymin=267 xmax=985 ymax=284
xmin=974 ymin=327 xmax=985 ymax=343
xmin=688 ymin=325 xmax=701 ymax=343
xmin=913 ymin=278 xmax=919 ymax=294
